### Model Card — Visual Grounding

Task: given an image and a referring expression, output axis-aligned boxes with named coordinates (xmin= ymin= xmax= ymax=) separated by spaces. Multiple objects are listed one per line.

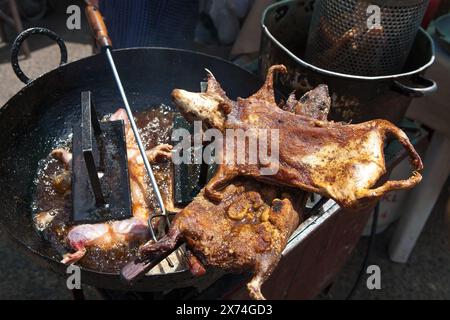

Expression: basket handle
xmin=393 ymin=74 xmax=437 ymax=98
xmin=11 ymin=27 xmax=67 ymax=84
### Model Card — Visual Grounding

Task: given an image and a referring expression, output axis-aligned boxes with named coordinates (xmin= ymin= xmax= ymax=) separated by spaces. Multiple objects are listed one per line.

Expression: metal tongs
xmin=84 ymin=2 xmax=171 ymax=242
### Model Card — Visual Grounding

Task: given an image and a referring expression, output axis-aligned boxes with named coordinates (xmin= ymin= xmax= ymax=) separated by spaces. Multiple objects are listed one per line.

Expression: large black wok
xmin=0 ymin=30 xmax=263 ymax=291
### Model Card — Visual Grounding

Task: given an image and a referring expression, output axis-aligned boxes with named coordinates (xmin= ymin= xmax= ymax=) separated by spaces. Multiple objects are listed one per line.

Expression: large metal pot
xmin=260 ymin=0 xmax=437 ymax=124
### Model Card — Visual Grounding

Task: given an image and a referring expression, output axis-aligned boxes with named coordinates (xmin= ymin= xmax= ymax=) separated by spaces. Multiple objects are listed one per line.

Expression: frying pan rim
xmin=1 ymin=46 xmax=258 ymax=112
xmin=0 ymin=47 xmax=262 ymax=278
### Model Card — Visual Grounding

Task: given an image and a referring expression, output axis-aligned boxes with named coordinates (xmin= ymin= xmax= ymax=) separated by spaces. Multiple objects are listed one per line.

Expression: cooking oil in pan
xmin=31 ymin=105 xmax=175 ymax=273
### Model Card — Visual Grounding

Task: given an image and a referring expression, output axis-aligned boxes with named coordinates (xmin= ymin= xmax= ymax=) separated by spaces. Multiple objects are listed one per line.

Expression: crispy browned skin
xmin=140 ymin=181 xmax=305 ymax=300
xmin=136 ymin=87 xmax=330 ymax=299
xmin=172 ymin=65 xmax=423 ymax=208
xmin=137 ymin=87 xmax=335 ymax=300
xmin=137 ymin=85 xmax=333 ymax=299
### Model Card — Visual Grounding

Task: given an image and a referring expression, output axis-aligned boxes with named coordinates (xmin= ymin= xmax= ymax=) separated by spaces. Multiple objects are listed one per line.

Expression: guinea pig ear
xmin=205 ymin=68 xmax=229 ymax=100
xmin=249 ymin=65 xmax=287 ymax=105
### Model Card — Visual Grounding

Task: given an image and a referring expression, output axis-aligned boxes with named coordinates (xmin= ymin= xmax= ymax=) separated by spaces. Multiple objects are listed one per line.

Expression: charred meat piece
xmin=172 ymin=65 xmax=423 ymax=208
xmin=139 ymin=181 xmax=305 ymax=300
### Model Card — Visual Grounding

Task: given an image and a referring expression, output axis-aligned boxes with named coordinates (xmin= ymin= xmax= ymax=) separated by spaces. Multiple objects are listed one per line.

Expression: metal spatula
xmin=72 ymin=91 xmax=132 ymax=223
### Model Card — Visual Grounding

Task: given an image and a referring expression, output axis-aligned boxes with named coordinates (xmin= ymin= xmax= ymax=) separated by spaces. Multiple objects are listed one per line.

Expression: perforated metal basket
xmin=304 ymin=0 xmax=429 ymax=76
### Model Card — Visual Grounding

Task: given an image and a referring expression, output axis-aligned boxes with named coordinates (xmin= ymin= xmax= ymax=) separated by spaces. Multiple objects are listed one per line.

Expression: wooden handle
xmin=85 ymin=4 xmax=112 ymax=49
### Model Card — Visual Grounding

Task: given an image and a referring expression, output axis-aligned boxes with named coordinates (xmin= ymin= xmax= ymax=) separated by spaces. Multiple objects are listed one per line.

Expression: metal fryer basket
xmin=305 ymin=0 xmax=429 ymax=76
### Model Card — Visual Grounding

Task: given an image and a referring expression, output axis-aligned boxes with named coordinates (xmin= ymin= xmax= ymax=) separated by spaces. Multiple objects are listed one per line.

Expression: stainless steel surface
xmin=305 ymin=0 xmax=429 ymax=76
xmin=283 ymin=199 xmax=339 ymax=256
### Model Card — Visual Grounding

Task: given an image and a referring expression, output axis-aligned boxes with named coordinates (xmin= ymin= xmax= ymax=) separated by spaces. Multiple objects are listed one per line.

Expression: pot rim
xmin=261 ymin=0 xmax=436 ymax=81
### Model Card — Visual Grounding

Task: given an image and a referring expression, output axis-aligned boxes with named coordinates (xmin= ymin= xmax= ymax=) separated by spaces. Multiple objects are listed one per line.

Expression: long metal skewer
xmin=85 ymin=4 xmax=173 ymax=269
xmin=105 ymin=49 xmax=166 ymax=216
xmin=105 ymin=49 xmax=169 ymax=238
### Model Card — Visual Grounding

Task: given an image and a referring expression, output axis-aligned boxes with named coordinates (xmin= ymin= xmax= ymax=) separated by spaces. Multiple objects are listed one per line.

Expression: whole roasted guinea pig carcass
xmin=172 ymin=64 xmax=423 ymax=208
xmin=128 ymin=84 xmax=335 ymax=300
xmin=138 ymin=181 xmax=306 ymax=300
